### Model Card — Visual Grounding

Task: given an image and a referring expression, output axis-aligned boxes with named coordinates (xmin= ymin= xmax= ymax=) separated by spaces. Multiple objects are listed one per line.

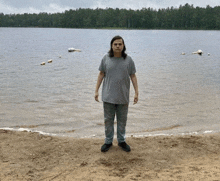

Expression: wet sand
xmin=0 ymin=129 xmax=220 ymax=180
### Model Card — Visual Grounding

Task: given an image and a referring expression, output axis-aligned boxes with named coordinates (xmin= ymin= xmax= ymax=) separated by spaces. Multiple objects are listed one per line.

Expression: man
xmin=95 ymin=35 xmax=138 ymax=152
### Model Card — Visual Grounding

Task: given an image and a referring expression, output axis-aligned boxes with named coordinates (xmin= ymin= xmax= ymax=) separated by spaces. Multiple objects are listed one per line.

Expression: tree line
xmin=1 ymin=3 xmax=220 ymax=30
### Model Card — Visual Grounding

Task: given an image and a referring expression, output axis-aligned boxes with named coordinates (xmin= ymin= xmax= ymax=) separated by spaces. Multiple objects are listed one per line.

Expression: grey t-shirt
xmin=99 ymin=54 xmax=136 ymax=104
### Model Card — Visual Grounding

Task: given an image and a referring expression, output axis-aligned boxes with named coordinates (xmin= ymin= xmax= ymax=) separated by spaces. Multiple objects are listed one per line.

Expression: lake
xmin=0 ymin=28 xmax=220 ymax=138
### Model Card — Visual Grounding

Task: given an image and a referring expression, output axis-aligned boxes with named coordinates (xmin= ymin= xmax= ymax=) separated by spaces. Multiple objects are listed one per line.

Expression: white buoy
xmin=208 ymin=53 xmax=210 ymax=56
xmin=68 ymin=48 xmax=81 ymax=52
xmin=192 ymin=49 xmax=203 ymax=55
xmin=181 ymin=52 xmax=185 ymax=55
xmin=197 ymin=50 xmax=203 ymax=55
xmin=48 ymin=59 xmax=53 ymax=63
xmin=41 ymin=62 xmax=46 ymax=65
xmin=59 ymin=55 xmax=62 ymax=58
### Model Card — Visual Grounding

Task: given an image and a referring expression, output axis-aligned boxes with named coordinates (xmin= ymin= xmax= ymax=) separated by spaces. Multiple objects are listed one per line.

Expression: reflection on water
xmin=0 ymin=28 xmax=220 ymax=137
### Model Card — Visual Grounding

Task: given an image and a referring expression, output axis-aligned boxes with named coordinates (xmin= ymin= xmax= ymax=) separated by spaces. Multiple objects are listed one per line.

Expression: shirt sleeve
xmin=129 ymin=57 xmax=136 ymax=75
xmin=99 ymin=55 xmax=106 ymax=72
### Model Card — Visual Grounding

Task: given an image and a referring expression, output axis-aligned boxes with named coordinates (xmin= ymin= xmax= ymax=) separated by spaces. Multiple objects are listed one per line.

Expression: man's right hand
xmin=95 ymin=92 xmax=99 ymax=102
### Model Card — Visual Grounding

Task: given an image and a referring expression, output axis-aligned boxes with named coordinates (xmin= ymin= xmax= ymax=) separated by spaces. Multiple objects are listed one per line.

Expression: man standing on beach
xmin=95 ymin=35 xmax=138 ymax=152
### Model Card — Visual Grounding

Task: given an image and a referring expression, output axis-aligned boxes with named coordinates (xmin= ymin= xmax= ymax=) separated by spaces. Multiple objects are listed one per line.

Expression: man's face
xmin=112 ymin=39 xmax=124 ymax=54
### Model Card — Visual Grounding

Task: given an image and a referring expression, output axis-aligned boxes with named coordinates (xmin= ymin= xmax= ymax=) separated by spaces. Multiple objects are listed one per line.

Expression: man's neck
xmin=114 ymin=52 xmax=122 ymax=58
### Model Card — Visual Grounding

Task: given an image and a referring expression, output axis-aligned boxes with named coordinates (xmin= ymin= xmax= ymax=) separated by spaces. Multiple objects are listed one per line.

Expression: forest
xmin=0 ymin=3 xmax=220 ymax=30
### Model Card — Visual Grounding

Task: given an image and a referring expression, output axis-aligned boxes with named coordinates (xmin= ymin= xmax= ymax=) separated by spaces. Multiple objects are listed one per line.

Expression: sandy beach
xmin=0 ymin=129 xmax=220 ymax=180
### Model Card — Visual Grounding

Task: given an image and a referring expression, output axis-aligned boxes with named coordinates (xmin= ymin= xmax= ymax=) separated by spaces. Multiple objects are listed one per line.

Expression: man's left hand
xmin=133 ymin=94 xmax=138 ymax=105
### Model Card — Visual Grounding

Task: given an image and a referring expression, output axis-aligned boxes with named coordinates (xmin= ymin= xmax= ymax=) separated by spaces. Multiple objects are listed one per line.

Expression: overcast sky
xmin=0 ymin=0 xmax=219 ymax=14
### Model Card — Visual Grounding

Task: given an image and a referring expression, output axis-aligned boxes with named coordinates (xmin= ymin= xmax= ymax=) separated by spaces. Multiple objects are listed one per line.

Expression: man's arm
xmin=95 ymin=71 xmax=105 ymax=102
xmin=130 ymin=74 xmax=139 ymax=104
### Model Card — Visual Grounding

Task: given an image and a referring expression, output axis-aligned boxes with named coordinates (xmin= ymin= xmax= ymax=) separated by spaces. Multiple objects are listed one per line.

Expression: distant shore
xmin=1 ymin=27 xmax=219 ymax=31
xmin=0 ymin=129 xmax=219 ymax=180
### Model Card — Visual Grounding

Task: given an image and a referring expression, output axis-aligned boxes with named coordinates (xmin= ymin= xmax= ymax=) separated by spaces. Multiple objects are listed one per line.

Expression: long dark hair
xmin=108 ymin=35 xmax=127 ymax=59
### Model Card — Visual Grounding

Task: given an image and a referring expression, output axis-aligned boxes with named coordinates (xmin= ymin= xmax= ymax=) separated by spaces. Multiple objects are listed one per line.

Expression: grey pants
xmin=103 ymin=102 xmax=128 ymax=144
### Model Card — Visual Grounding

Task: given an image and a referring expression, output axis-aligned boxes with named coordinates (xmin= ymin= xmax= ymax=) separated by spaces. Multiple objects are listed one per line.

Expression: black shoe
xmin=101 ymin=143 xmax=112 ymax=152
xmin=118 ymin=142 xmax=131 ymax=152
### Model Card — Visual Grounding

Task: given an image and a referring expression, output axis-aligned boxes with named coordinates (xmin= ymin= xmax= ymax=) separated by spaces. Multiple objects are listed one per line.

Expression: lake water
xmin=0 ymin=28 xmax=220 ymax=138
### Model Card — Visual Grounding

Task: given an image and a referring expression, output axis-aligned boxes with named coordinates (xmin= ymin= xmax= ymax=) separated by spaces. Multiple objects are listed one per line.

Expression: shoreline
xmin=0 ymin=126 xmax=219 ymax=139
xmin=0 ymin=129 xmax=220 ymax=180
xmin=1 ymin=27 xmax=220 ymax=31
